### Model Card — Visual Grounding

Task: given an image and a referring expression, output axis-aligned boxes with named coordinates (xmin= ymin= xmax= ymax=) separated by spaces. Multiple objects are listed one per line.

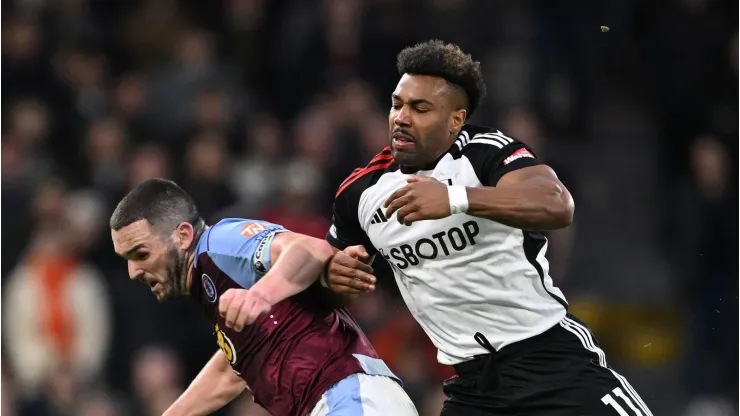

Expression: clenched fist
xmin=219 ymin=289 xmax=272 ymax=331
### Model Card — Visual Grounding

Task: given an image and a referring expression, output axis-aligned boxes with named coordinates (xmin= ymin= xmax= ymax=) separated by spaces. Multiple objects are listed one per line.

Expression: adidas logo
xmin=370 ymin=208 xmax=388 ymax=224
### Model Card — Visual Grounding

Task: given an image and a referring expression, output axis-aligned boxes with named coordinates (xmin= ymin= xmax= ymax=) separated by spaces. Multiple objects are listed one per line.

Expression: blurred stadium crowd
xmin=1 ymin=0 xmax=737 ymax=415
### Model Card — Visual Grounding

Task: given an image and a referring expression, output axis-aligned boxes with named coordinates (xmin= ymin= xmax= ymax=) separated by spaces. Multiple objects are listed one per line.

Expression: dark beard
xmin=165 ymin=245 xmax=189 ymax=297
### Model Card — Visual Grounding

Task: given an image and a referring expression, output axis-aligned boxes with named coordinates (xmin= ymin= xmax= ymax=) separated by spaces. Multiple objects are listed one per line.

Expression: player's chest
xmin=192 ymin=267 xmax=281 ymax=368
xmin=359 ymin=164 xmax=484 ymax=268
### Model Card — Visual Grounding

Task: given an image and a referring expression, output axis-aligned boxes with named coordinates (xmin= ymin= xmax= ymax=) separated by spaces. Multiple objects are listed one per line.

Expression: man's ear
xmin=449 ymin=108 xmax=466 ymax=134
xmin=175 ymin=222 xmax=195 ymax=250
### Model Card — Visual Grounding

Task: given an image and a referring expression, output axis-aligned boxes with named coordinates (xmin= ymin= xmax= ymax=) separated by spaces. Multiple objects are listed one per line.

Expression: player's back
xmin=191 ymin=218 xmax=397 ymax=415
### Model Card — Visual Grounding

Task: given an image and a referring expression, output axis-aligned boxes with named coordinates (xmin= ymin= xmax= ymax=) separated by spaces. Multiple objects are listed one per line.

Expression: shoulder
xmin=451 ymin=124 xmax=540 ymax=186
xmin=204 ymin=219 xmax=284 ymax=253
xmin=453 ymin=124 xmax=533 ymax=157
xmin=195 ymin=218 xmax=286 ymax=267
xmin=334 ymin=146 xmax=398 ymax=205
xmin=195 ymin=219 xmax=288 ymax=288
xmin=454 ymin=124 xmax=538 ymax=164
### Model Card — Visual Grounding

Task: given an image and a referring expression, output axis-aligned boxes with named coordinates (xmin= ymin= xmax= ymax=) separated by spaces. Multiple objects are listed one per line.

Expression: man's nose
xmin=394 ymin=106 xmax=411 ymax=127
xmin=128 ymin=261 xmax=140 ymax=280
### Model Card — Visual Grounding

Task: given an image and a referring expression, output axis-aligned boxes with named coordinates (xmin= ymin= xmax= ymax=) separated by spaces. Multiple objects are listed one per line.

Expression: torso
xmin=328 ymin=125 xmax=568 ymax=365
xmin=192 ymin=219 xmax=398 ymax=415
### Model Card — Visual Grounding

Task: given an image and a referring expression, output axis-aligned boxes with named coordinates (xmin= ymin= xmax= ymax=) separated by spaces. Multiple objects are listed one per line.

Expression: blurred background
xmin=1 ymin=0 xmax=737 ymax=415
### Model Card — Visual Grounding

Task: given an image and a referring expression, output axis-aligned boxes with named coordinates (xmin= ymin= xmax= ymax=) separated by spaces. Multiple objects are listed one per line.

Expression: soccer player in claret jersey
xmin=324 ymin=40 xmax=653 ymax=415
xmin=110 ymin=179 xmax=417 ymax=416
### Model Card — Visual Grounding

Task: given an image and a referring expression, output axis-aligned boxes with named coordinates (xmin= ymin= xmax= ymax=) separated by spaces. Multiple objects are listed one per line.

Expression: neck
xmin=399 ymin=135 xmax=457 ymax=173
xmin=183 ymin=249 xmax=196 ymax=295
xmin=182 ymin=225 xmax=206 ymax=296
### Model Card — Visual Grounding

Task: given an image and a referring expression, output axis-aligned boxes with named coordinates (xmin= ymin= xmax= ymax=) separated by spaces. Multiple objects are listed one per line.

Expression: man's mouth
xmin=141 ymin=278 xmax=157 ymax=290
xmin=392 ymin=131 xmax=415 ymax=142
xmin=392 ymin=131 xmax=416 ymax=150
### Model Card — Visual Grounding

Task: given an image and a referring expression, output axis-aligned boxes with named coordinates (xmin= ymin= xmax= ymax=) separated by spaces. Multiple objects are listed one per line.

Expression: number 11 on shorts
xmin=601 ymin=387 xmax=643 ymax=416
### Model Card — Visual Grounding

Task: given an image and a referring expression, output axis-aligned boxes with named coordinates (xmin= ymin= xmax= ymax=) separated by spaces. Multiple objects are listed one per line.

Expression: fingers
xmin=329 ymin=275 xmax=375 ymax=293
xmin=396 ymin=204 xmax=418 ymax=225
xmin=385 ymin=194 xmax=412 ymax=219
xmin=325 ymin=249 xmax=377 ymax=294
xmin=247 ymin=302 xmax=270 ymax=326
xmin=383 ymin=186 xmax=410 ymax=209
xmin=406 ymin=176 xmax=436 ymax=183
xmin=344 ymin=245 xmax=370 ymax=261
xmin=400 ymin=211 xmax=423 ymax=224
xmin=330 ymin=255 xmax=376 ymax=284
xmin=334 ymin=252 xmax=373 ymax=274
xmin=218 ymin=289 xmax=236 ymax=318
xmin=329 ymin=264 xmax=375 ymax=288
xmin=219 ymin=290 xmax=273 ymax=332
xmin=335 ymin=265 xmax=376 ymax=286
xmin=327 ymin=255 xmax=376 ymax=292
xmin=224 ymin=296 xmax=246 ymax=330
xmin=238 ymin=299 xmax=269 ymax=330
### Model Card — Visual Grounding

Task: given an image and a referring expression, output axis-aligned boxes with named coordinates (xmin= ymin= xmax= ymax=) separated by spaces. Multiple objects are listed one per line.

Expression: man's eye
xmin=391 ymin=103 xmax=402 ymax=110
xmin=415 ymin=107 xmax=429 ymax=113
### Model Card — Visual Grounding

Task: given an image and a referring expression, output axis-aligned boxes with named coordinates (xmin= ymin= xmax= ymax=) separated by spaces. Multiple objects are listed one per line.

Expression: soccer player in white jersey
xmin=323 ymin=40 xmax=653 ymax=415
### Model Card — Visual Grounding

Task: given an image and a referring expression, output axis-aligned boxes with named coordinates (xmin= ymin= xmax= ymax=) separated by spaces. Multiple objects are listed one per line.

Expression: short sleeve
xmin=204 ymin=219 xmax=288 ymax=289
xmin=326 ymin=183 xmax=377 ymax=256
xmin=463 ymin=130 xmax=542 ymax=186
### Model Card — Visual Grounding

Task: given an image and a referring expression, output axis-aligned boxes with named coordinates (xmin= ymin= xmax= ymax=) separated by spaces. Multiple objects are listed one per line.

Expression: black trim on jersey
xmin=366 ymin=157 xmax=393 ymax=170
xmin=327 ymin=164 xmax=397 ymax=254
xmin=439 ymin=124 xmax=541 ymax=187
xmin=522 ymin=230 xmax=568 ymax=310
xmin=486 ymin=148 xmax=540 ymax=185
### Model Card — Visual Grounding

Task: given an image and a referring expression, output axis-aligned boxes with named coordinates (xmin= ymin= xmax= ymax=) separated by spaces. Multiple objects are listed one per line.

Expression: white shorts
xmin=309 ymin=373 xmax=418 ymax=416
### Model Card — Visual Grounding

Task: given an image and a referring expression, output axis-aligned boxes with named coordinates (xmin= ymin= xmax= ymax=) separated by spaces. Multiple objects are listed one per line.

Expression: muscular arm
xmin=466 ymin=165 xmax=574 ymax=230
xmin=249 ymin=232 xmax=335 ymax=306
xmin=164 ymin=351 xmax=245 ymax=416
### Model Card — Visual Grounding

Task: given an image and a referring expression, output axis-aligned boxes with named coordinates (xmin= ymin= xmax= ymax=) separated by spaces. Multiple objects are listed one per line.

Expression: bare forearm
xmin=251 ymin=237 xmax=334 ymax=305
xmin=466 ymin=181 xmax=574 ymax=230
xmin=164 ymin=351 xmax=245 ymax=416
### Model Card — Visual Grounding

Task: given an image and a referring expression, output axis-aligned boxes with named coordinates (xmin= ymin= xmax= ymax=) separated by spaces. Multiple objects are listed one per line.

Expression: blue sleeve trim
xmin=204 ymin=218 xmax=287 ymax=289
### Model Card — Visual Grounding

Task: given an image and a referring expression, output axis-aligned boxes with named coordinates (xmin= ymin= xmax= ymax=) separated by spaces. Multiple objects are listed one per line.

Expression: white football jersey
xmin=327 ymin=124 xmax=568 ymax=365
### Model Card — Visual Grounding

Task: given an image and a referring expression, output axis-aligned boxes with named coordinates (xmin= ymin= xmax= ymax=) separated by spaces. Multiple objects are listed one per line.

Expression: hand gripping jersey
xmin=327 ymin=124 xmax=568 ymax=365
xmin=191 ymin=218 xmax=398 ymax=416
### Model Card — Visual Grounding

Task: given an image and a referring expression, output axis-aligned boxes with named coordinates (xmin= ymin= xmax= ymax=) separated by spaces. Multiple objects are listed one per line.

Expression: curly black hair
xmin=396 ymin=40 xmax=487 ymax=116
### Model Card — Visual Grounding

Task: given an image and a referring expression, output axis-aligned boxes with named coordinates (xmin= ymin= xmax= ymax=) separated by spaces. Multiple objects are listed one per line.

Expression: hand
xmin=326 ymin=245 xmax=376 ymax=294
xmin=384 ymin=176 xmax=452 ymax=225
xmin=218 ymin=289 xmax=272 ymax=332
